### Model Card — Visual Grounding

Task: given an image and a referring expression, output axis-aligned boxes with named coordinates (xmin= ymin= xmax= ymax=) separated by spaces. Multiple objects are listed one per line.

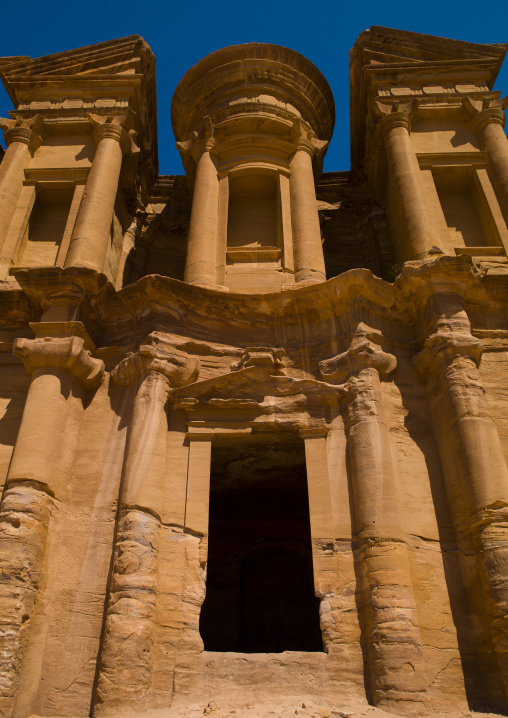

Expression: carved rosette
xmin=13 ymin=336 xmax=104 ymax=390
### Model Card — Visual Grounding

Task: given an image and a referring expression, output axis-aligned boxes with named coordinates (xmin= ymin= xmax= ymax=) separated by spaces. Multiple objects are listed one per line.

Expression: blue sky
xmin=1 ymin=0 xmax=507 ymax=175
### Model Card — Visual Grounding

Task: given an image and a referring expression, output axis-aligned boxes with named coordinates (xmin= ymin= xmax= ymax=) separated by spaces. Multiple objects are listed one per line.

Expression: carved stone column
xmin=373 ymin=101 xmax=429 ymax=261
xmin=0 ymin=335 xmax=104 ymax=711
xmin=320 ymin=326 xmax=428 ymax=713
xmin=94 ymin=336 xmax=199 ymax=716
xmin=181 ymin=123 xmax=220 ymax=287
xmin=64 ymin=113 xmax=138 ymax=273
xmin=290 ymin=119 xmax=327 ymax=284
xmin=414 ymin=295 xmax=508 ymax=700
xmin=468 ymin=97 xmax=508 ymax=223
xmin=0 ymin=115 xmax=44 ymax=256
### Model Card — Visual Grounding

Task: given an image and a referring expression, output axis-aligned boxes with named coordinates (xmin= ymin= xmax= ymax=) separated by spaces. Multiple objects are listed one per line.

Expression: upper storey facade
xmin=0 ymin=29 xmax=507 ymax=293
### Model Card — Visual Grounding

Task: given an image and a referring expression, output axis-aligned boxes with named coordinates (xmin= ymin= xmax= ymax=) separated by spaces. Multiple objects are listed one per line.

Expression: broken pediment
xmin=350 ymin=26 xmax=508 ymax=168
xmin=1 ymin=35 xmax=157 ymax=175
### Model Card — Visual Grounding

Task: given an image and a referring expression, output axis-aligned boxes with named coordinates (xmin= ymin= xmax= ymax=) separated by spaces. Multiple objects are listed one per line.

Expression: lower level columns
xmin=94 ymin=337 xmax=199 ymax=716
xmin=415 ymin=320 xmax=508 ymax=701
xmin=0 ymin=335 xmax=103 ymax=714
xmin=320 ymin=327 xmax=428 ymax=712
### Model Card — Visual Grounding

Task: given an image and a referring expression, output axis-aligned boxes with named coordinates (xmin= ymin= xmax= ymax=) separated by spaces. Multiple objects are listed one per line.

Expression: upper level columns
xmin=182 ymin=128 xmax=220 ymax=287
xmin=320 ymin=327 xmax=428 ymax=712
xmin=290 ymin=120 xmax=327 ymax=284
xmin=65 ymin=112 xmax=138 ymax=274
xmin=468 ymin=98 xmax=508 ymax=223
xmin=373 ymin=101 xmax=429 ymax=261
xmin=0 ymin=115 xmax=44 ymax=257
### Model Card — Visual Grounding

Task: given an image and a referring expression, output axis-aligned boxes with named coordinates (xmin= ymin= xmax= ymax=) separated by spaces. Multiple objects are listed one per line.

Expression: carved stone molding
xmin=0 ymin=114 xmax=45 ymax=153
xmin=319 ymin=324 xmax=396 ymax=384
xmin=13 ymin=336 xmax=104 ymax=390
xmin=112 ymin=334 xmax=200 ymax=388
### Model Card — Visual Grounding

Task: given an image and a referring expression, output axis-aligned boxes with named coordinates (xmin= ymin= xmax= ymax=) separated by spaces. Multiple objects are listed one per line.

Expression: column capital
xmin=370 ymin=99 xmax=420 ymax=140
xmin=89 ymin=112 xmax=139 ymax=156
xmin=463 ymin=95 xmax=508 ymax=133
xmin=413 ymin=332 xmax=483 ymax=379
xmin=112 ymin=333 xmax=200 ymax=387
xmin=290 ymin=117 xmax=328 ymax=157
xmin=319 ymin=324 xmax=397 ymax=384
xmin=13 ymin=335 xmax=104 ymax=390
xmin=0 ymin=114 xmax=45 ymax=153
xmin=176 ymin=115 xmax=216 ymax=162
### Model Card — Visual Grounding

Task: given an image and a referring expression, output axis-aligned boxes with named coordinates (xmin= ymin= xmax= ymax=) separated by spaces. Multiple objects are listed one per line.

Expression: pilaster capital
xmin=112 ymin=333 xmax=200 ymax=388
xmin=13 ymin=336 xmax=104 ymax=390
xmin=0 ymin=114 xmax=45 ymax=153
xmin=463 ymin=95 xmax=508 ymax=133
xmin=299 ymin=426 xmax=329 ymax=440
xmin=371 ymin=99 xmax=420 ymax=141
xmin=413 ymin=332 xmax=483 ymax=379
xmin=319 ymin=324 xmax=397 ymax=384
xmin=89 ymin=112 xmax=139 ymax=156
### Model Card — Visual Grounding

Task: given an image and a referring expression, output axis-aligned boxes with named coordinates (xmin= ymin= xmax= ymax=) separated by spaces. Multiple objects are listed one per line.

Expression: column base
xmin=293 ymin=268 xmax=326 ymax=285
xmin=283 ymin=276 xmax=326 ymax=290
xmin=186 ymin=280 xmax=230 ymax=292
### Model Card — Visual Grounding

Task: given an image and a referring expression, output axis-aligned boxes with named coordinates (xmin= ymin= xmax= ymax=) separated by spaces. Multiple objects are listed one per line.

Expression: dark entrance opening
xmin=199 ymin=433 xmax=323 ymax=653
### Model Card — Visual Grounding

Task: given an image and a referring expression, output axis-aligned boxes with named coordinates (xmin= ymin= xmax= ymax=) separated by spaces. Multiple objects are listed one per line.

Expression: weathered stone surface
xmin=0 ymin=25 xmax=507 ymax=718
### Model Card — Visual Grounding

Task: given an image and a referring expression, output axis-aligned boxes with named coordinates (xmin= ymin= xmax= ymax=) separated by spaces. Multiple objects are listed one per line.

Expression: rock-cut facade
xmin=0 ymin=26 xmax=508 ymax=718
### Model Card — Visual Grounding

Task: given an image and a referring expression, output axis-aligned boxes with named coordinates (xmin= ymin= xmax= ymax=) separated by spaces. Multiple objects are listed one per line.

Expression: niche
xmin=433 ymin=168 xmax=489 ymax=249
xmin=200 ymin=433 xmax=322 ymax=654
xmin=19 ymin=187 xmax=73 ymax=267
xmin=227 ymin=174 xmax=280 ymax=250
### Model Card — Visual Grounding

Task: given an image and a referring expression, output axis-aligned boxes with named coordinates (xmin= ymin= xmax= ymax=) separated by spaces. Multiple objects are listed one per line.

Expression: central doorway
xmin=199 ymin=433 xmax=322 ymax=653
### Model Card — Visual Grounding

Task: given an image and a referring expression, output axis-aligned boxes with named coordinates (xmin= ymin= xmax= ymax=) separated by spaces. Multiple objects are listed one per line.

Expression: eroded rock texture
xmin=0 ymin=24 xmax=508 ymax=718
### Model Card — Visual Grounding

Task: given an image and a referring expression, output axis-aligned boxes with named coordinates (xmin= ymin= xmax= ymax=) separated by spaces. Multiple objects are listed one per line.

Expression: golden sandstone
xmin=0 ymin=26 xmax=508 ymax=718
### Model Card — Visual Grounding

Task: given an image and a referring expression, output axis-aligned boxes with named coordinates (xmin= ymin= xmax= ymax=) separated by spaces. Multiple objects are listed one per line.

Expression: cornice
xmin=0 ymin=255 xmax=498 ymax=365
